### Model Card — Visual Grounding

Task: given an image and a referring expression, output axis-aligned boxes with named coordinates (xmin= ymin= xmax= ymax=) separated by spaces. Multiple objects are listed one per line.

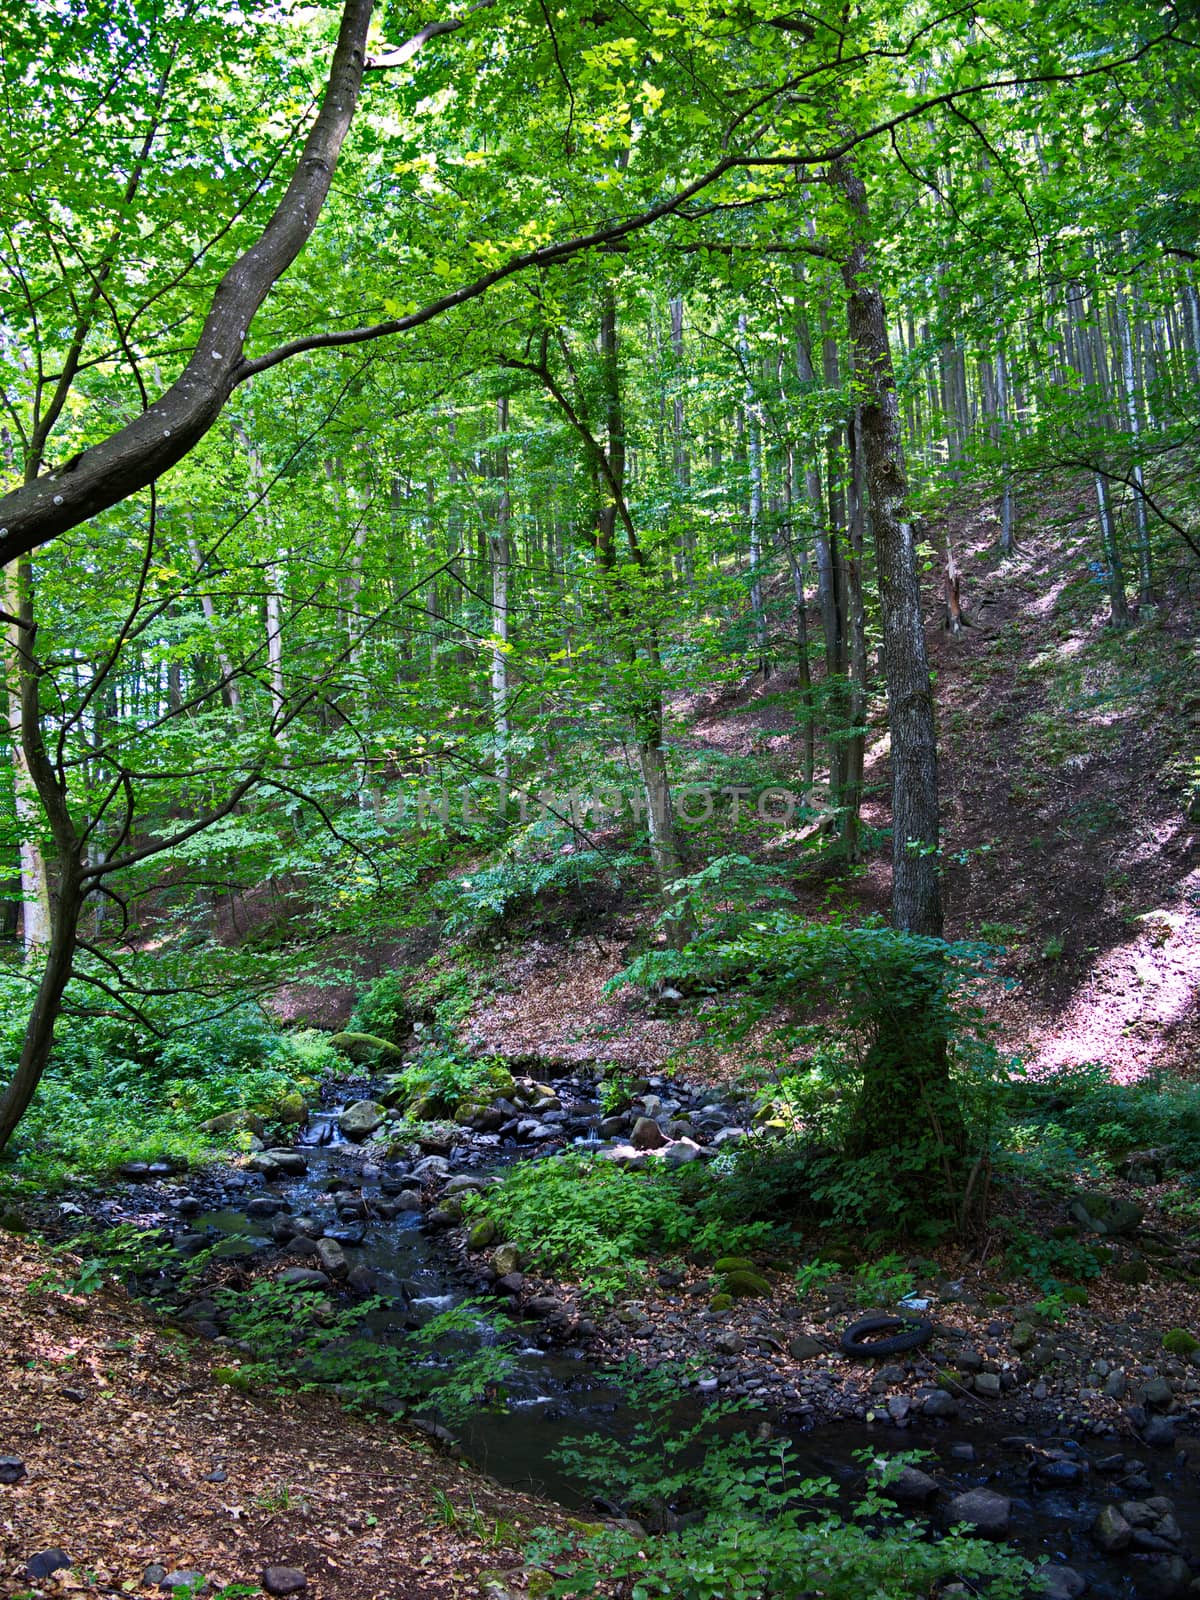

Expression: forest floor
xmin=0 ymin=1232 xmax=569 ymax=1600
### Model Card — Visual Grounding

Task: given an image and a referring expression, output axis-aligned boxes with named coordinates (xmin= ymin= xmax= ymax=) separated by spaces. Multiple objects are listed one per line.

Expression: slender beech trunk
xmin=595 ymin=293 xmax=690 ymax=945
xmin=669 ymin=296 xmax=694 ymax=583
xmin=491 ymin=396 xmax=512 ymax=816
xmin=1115 ymin=285 xmax=1154 ymax=604
xmin=840 ymin=413 xmax=869 ymax=861
xmin=738 ymin=316 xmax=769 ymax=674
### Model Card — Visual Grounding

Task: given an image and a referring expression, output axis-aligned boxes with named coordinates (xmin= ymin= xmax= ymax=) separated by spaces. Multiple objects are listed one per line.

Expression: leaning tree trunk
xmin=0 ymin=578 xmax=85 ymax=1154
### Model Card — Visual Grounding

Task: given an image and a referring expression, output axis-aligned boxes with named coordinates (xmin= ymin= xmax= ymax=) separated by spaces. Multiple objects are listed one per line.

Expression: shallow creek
xmin=96 ymin=1082 xmax=1200 ymax=1599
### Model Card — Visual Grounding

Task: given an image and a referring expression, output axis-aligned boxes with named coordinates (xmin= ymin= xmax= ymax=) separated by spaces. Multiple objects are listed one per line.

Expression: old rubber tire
xmin=840 ymin=1315 xmax=934 ymax=1358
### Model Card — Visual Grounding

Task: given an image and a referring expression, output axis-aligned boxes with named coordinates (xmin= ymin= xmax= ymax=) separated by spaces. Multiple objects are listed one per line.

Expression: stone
xmin=974 ymin=1372 xmax=1002 ymax=1397
xmin=26 ymin=1550 xmax=71 ymax=1580
xmin=347 ymin=1265 xmax=377 ymax=1295
xmin=886 ymin=1395 xmax=912 ymax=1422
xmin=144 ymin=1566 xmax=168 ymax=1586
xmin=1140 ymin=1376 xmax=1174 ymax=1410
xmin=262 ymin=1567 xmax=308 ymax=1595
xmin=630 ymin=1117 xmax=665 ymax=1150
xmin=1143 ymin=1417 xmax=1177 ymax=1449
xmin=661 ymin=1138 xmax=704 ymax=1167
xmin=1092 ymin=1504 xmax=1132 ymax=1553
xmin=275 ymin=1267 xmax=331 ymax=1291
xmin=329 ymin=1031 xmax=405 ymax=1063
xmin=338 ymin=1101 xmax=387 ymax=1141
xmin=492 ymin=1244 xmax=522 ymax=1276
xmin=724 ymin=1269 xmax=771 ymax=1299
xmin=947 ymin=1489 xmax=1011 ymax=1537
xmin=245 ymin=1196 xmax=284 ymax=1218
xmin=469 ymin=1219 xmax=497 ymax=1250
xmin=1068 ymin=1190 xmax=1144 ymax=1237
xmin=161 ymin=1572 xmax=208 ymax=1592
xmin=713 ymin=1330 xmax=745 ymax=1356
xmin=1137 ymin=1556 xmax=1191 ymax=1599
xmin=787 ymin=1335 xmax=826 ymax=1360
xmin=525 ymin=1296 xmax=566 ymax=1321
xmin=444 ymin=1174 xmax=488 ymax=1196
xmin=920 ymin=1389 xmax=959 ymax=1419
xmin=886 ymin=1465 xmax=938 ymax=1504
xmin=1104 ymin=1369 xmax=1128 ymax=1400
xmin=316 ymin=1238 xmax=347 ymax=1276
xmin=264 ymin=1149 xmax=308 ymax=1176
xmin=1036 ymin=1565 xmax=1087 ymax=1600
xmin=0 ymin=1455 xmax=25 ymax=1484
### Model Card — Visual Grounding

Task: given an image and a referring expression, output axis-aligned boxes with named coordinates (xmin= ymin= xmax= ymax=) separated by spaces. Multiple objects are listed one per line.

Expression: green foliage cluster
xmin=1012 ymin=1064 xmax=1200 ymax=1172
xmin=614 ymin=916 xmax=1007 ymax=1233
xmin=463 ymin=1151 xmax=775 ymax=1301
xmin=436 ymin=846 xmax=639 ymax=937
xmin=390 ymin=1043 xmax=513 ymax=1113
xmin=0 ymin=976 xmax=332 ymax=1182
xmin=1000 ymin=1221 xmax=1104 ymax=1295
xmin=210 ymin=1279 xmax=512 ymax=1425
xmin=530 ymin=1371 xmax=1032 ymax=1599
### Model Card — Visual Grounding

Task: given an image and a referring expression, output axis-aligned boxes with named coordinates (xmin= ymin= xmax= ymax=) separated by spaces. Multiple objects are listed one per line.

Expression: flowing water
xmin=114 ymin=1091 xmax=1200 ymax=1597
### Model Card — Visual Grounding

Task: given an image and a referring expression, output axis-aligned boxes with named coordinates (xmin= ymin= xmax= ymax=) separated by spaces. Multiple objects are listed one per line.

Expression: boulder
xmin=491 ymin=1244 xmax=522 ymax=1276
xmin=275 ymin=1267 xmax=331 ymax=1291
xmin=25 ymin=1551 xmax=71 ymax=1581
xmin=661 ymin=1139 xmax=704 ymax=1167
xmin=329 ymin=1031 xmax=406 ymax=1064
xmin=886 ymin=1465 xmax=938 ymax=1505
xmin=1036 ymin=1566 xmax=1087 ymax=1600
xmin=263 ymin=1149 xmax=308 ymax=1176
xmin=468 ymin=1219 xmax=497 ymax=1250
xmin=723 ymin=1269 xmax=771 ymax=1299
xmin=630 ymin=1117 xmax=666 ymax=1150
xmin=1092 ymin=1504 xmax=1132 ymax=1553
xmin=947 ymin=1488 xmax=1010 ymax=1537
xmin=1069 ymin=1190 xmax=1143 ymax=1237
xmin=316 ymin=1238 xmax=347 ymax=1277
xmin=787 ymin=1335 xmax=826 ymax=1361
xmin=200 ymin=1109 xmax=266 ymax=1137
xmin=338 ymin=1101 xmax=387 ymax=1142
xmin=271 ymin=1092 xmax=308 ymax=1126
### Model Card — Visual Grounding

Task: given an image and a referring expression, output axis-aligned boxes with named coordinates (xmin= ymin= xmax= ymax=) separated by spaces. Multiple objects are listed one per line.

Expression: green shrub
xmin=531 ymin=1371 xmax=1032 ymax=1599
xmin=389 ymin=1043 xmax=512 ymax=1113
xmin=1163 ymin=1327 xmax=1199 ymax=1357
xmin=463 ymin=1152 xmax=772 ymax=1302
xmin=1000 ymin=1220 xmax=1104 ymax=1293
xmin=348 ymin=970 xmax=413 ymax=1042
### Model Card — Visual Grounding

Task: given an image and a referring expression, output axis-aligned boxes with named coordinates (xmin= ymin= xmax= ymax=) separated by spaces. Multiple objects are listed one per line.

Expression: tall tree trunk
xmin=739 ymin=316 xmax=769 ymax=674
xmin=669 ymin=296 xmax=694 ymax=583
xmin=837 ymin=160 xmax=942 ymax=940
xmin=2 ymin=560 xmax=51 ymax=955
xmin=1115 ymin=284 xmax=1154 ymax=605
xmin=491 ymin=396 xmax=512 ymax=816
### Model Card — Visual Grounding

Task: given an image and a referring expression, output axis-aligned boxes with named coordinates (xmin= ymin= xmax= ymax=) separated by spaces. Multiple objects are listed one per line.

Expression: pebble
xmin=0 ymin=1455 xmax=25 ymax=1484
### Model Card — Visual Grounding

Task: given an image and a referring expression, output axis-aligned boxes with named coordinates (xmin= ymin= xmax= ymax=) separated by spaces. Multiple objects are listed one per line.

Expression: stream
xmin=84 ymin=1072 xmax=1200 ymax=1599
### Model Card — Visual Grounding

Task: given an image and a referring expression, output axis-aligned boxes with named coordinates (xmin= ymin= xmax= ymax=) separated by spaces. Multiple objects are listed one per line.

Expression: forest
xmin=0 ymin=0 xmax=1198 ymax=1595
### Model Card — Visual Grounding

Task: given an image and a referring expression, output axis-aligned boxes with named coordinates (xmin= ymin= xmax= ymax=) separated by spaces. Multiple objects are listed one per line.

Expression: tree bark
xmin=491 ymin=396 xmax=512 ymax=815
xmin=835 ymin=158 xmax=942 ymax=939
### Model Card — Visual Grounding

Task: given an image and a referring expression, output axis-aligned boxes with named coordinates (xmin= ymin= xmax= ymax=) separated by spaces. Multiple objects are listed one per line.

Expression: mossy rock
xmin=455 ymin=1101 xmax=487 ymax=1126
xmin=329 ymin=1030 xmax=407 ymax=1064
xmin=1162 ymin=1327 xmax=1199 ymax=1356
xmin=709 ymin=1293 xmax=734 ymax=1312
xmin=724 ymin=1269 xmax=771 ymax=1299
xmin=200 ymin=1108 xmax=266 ymax=1137
xmin=525 ymin=1573 xmax=555 ymax=1600
xmin=468 ymin=1218 xmax=497 ymax=1250
xmin=213 ymin=1365 xmax=254 ymax=1393
xmin=407 ymin=1092 xmax=451 ymax=1120
xmin=713 ymin=1256 xmax=756 ymax=1274
xmin=1060 ymin=1286 xmax=1088 ymax=1307
xmin=1114 ymin=1257 xmax=1150 ymax=1285
xmin=269 ymin=1091 xmax=307 ymax=1126
xmin=0 ymin=1207 xmax=28 ymax=1233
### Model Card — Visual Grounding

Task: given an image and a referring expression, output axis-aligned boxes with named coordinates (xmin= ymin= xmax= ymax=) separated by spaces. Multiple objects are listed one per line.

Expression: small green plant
xmin=1041 ymin=933 xmax=1065 ymax=961
xmin=852 ymin=1253 xmax=917 ymax=1308
xmin=1001 ymin=1220 xmax=1103 ymax=1294
xmin=795 ymin=1259 xmax=842 ymax=1299
xmin=1163 ymin=1327 xmax=1199 ymax=1357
